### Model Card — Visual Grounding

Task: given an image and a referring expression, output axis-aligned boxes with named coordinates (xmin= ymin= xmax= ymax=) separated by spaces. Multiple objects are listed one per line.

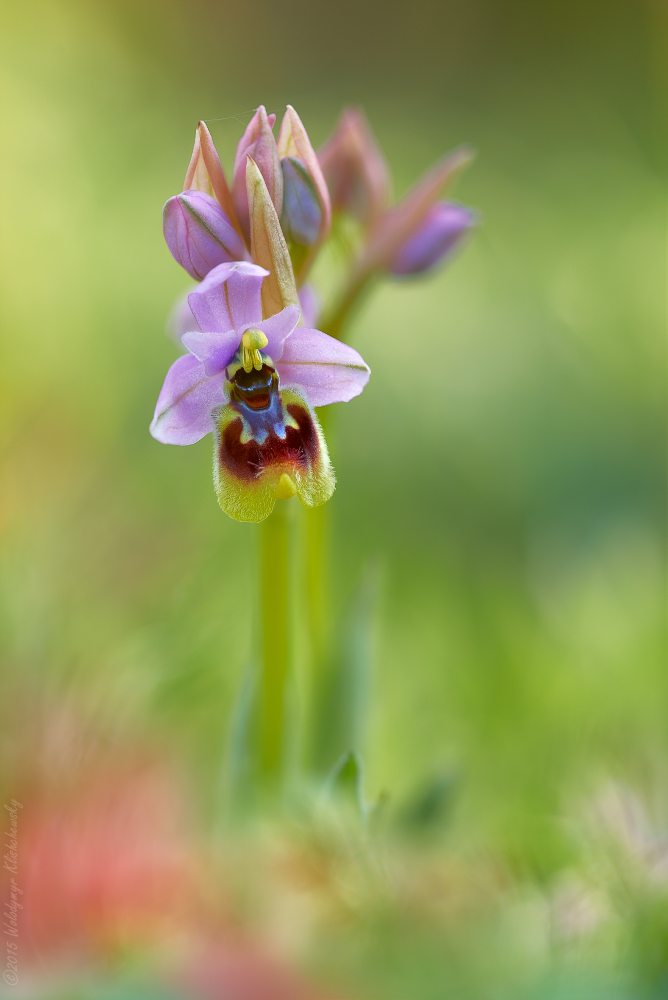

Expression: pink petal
xmin=188 ymin=261 xmax=268 ymax=334
xmin=181 ymin=329 xmax=242 ymax=376
xmin=150 ymin=354 xmax=225 ymax=445
xmin=276 ymin=328 xmax=370 ymax=406
xmin=255 ymin=304 xmax=300 ymax=361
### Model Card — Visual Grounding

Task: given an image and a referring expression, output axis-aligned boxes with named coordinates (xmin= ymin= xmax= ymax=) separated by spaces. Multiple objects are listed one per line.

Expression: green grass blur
xmin=0 ymin=0 xmax=665 ymax=996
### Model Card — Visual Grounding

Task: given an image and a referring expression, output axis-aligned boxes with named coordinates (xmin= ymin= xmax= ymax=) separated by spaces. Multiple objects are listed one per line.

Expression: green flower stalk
xmin=153 ymin=103 xmax=474 ymax=789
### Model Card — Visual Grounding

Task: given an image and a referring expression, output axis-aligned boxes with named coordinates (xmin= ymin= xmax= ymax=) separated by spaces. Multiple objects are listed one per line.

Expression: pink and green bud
xmin=280 ymin=157 xmax=322 ymax=247
xmin=356 ymin=146 xmax=474 ymax=278
xmin=389 ymin=201 xmax=475 ymax=276
xmin=277 ymin=106 xmax=331 ymax=245
xmin=317 ymin=108 xmax=390 ymax=226
xmin=163 ymin=190 xmax=247 ymax=281
xmin=184 ymin=122 xmax=243 ymax=243
xmin=232 ymin=107 xmax=282 ymax=244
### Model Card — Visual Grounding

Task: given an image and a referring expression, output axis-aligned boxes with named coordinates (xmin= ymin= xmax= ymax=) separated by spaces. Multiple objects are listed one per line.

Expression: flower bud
xmin=163 ymin=190 xmax=248 ymax=281
xmin=277 ymin=106 xmax=331 ymax=245
xmin=389 ymin=201 xmax=475 ymax=275
xmin=232 ymin=107 xmax=282 ymax=244
xmin=184 ymin=122 xmax=244 ymax=244
xmin=246 ymin=157 xmax=299 ymax=319
xmin=280 ymin=157 xmax=323 ymax=247
xmin=318 ymin=108 xmax=390 ymax=226
xmin=355 ymin=146 xmax=474 ymax=279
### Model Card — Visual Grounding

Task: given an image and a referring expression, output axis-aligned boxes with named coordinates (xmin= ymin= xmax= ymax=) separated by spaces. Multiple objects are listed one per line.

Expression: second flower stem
xmin=259 ymin=501 xmax=290 ymax=782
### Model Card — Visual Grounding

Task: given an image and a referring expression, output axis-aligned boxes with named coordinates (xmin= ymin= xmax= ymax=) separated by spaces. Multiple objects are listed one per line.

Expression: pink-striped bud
xmin=232 ymin=107 xmax=282 ymax=244
xmin=183 ymin=122 xmax=243 ymax=244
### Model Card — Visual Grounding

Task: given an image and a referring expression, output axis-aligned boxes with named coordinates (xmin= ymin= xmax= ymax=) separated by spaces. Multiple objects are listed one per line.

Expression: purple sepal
xmin=276 ymin=328 xmax=370 ymax=407
xmin=163 ymin=191 xmax=248 ymax=281
xmin=389 ymin=201 xmax=475 ymax=276
xmin=150 ymin=353 xmax=226 ymax=445
xmin=187 ymin=261 xmax=269 ymax=334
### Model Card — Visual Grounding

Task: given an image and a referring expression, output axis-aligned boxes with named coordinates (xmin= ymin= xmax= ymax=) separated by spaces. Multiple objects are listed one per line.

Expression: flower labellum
xmin=389 ymin=201 xmax=476 ymax=275
xmin=150 ymin=262 xmax=370 ymax=522
xmin=280 ymin=157 xmax=322 ymax=247
xmin=163 ymin=190 xmax=248 ymax=281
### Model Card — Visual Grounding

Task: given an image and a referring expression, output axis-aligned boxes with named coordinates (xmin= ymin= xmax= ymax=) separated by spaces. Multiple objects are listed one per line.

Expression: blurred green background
xmin=0 ymin=0 xmax=665 ymax=996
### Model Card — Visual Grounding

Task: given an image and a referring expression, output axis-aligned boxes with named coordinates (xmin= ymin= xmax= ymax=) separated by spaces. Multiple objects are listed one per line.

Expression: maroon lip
xmin=220 ymin=404 xmax=319 ymax=484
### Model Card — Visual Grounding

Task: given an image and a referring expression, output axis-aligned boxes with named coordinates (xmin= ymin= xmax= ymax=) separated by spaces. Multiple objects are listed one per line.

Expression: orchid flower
xmin=150 ymin=262 xmax=369 ymax=523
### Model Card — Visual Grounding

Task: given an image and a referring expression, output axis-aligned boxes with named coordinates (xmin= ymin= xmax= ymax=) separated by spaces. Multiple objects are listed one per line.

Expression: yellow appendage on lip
xmin=241 ymin=328 xmax=269 ymax=372
xmin=276 ymin=473 xmax=297 ymax=498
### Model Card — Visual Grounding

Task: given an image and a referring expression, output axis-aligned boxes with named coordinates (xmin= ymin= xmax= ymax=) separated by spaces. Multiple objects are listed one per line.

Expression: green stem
xmin=301 ymin=272 xmax=376 ymax=768
xmin=259 ymin=501 xmax=290 ymax=781
xmin=304 ymin=472 xmax=329 ymax=674
xmin=319 ymin=273 xmax=370 ymax=343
